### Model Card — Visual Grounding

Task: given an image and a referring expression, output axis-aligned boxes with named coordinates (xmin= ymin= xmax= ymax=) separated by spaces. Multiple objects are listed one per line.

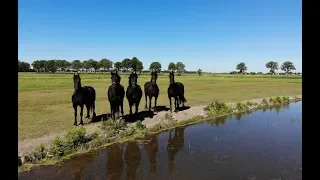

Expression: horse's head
xmin=150 ymin=70 xmax=158 ymax=85
xmin=111 ymin=71 xmax=121 ymax=84
xmin=73 ymin=73 xmax=81 ymax=90
xmin=129 ymin=71 xmax=138 ymax=87
xmin=169 ymin=71 xmax=175 ymax=84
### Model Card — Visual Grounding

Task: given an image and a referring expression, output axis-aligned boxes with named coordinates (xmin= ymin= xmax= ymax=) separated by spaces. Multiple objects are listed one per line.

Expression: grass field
xmin=18 ymin=72 xmax=302 ymax=140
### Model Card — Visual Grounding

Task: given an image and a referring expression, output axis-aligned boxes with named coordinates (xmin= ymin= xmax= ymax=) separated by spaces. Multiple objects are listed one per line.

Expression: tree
xmin=32 ymin=60 xmax=41 ymax=72
xmin=136 ymin=61 xmax=143 ymax=73
xmin=149 ymin=61 xmax=162 ymax=73
xmin=176 ymin=62 xmax=185 ymax=74
xmin=86 ymin=59 xmax=99 ymax=72
xmin=82 ymin=60 xmax=90 ymax=70
xmin=265 ymin=61 xmax=279 ymax=74
xmin=114 ymin=62 xmax=122 ymax=71
xmin=121 ymin=58 xmax=131 ymax=71
xmin=281 ymin=61 xmax=296 ymax=74
xmin=61 ymin=60 xmax=71 ymax=71
xmin=197 ymin=68 xmax=202 ymax=76
xmin=39 ymin=60 xmax=47 ymax=72
xmin=71 ymin=60 xmax=82 ymax=71
xmin=46 ymin=60 xmax=58 ymax=73
xmin=236 ymin=62 xmax=247 ymax=73
xmin=18 ymin=60 xmax=30 ymax=72
xmin=99 ymin=58 xmax=113 ymax=71
xmin=130 ymin=57 xmax=143 ymax=72
xmin=168 ymin=62 xmax=176 ymax=71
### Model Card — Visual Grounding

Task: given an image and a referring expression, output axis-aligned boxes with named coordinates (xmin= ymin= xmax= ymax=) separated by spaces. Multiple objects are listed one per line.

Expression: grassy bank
xmin=18 ymin=95 xmax=302 ymax=172
xmin=18 ymin=72 xmax=301 ymax=140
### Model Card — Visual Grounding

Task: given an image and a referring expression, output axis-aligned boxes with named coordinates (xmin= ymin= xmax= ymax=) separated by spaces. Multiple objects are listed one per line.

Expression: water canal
xmin=19 ymin=102 xmax=302 ymax=180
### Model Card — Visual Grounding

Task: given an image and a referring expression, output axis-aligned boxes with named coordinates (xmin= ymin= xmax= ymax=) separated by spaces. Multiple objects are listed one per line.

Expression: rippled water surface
xmin=19 ymin=102 xmax=302 ymax=180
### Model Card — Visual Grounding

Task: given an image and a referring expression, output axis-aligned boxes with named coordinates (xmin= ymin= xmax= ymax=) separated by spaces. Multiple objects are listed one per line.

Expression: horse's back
xmin=82 ymin=86 xmax=96 ymax=101
xmin=176 ymin=82 xmax=185 ymax=94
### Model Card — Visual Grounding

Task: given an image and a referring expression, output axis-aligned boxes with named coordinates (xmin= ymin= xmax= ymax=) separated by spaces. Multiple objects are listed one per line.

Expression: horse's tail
xmin=180 ymin=95 xmax=187 ymax=103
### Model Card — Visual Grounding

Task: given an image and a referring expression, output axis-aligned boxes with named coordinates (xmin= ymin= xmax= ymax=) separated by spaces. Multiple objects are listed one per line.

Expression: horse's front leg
xmin=121 ymin=100 xmax=124 ymax=118
xmin=73 ymin=104 xmax=78 ymax=127
xmin=149 ymin=97 xmax=152 ymax=111
xmin=174 ymin=97 xmax=178 ymax=112
xmin=110 ymin=104 xmax=114 ymax=120
xmin=135 ymin=102 xmax=139 ymax=115
xmin=145 ymin=94 xmax=148 ymax=110
xmin=129 ymin=102 xmax=133 ymax=116
xmin=154 ymin=96 xmax=158 ymax=113
xmin=169 ymin=96 xmax=172 ymax=112
xmin=79 ymin=104 xmax=84 ymax=126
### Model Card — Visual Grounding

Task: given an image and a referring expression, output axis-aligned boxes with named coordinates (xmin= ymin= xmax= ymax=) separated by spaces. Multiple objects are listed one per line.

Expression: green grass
xmin=18 ymin=72 xmax=301 ymax=140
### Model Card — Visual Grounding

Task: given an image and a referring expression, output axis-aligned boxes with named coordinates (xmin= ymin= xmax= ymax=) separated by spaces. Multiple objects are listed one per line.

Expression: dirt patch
xmin=18 ymin=94 xmax=301 ymax=156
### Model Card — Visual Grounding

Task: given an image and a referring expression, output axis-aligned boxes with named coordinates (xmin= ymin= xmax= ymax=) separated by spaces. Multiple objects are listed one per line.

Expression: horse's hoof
xmin=79 ymin=124 xmax=84 ymax=126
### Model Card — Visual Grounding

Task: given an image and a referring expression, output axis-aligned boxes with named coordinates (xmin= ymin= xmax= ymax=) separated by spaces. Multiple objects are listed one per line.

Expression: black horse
xmin=126 ymin=72 xmax=143 ymax=116
xmin=71 ymin=73 xmax=96 ymax=126
xmin=167 ymin=71 xmax=187 ymax=112
xmin=107 ymin=71 xmax=125 ymax=120
xmin=144 ymin=71 xmax=160 ymax=112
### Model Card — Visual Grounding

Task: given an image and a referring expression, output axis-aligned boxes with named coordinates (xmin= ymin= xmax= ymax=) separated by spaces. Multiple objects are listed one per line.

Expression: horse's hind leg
xmin=174 ymin=97 xmax=179 ymax=112
xmin=92 ymin=102 xmax=96 ymax=118
xmin=79 ymin=104 xmax=84 ymax=126
xmin=73 ymin=104 xmax=78 ymax=127
xmin=85 ymin=104 xmax=90 ymax=119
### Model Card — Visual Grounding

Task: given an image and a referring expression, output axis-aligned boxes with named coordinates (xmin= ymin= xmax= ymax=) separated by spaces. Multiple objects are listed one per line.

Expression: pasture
xmin=18 ymin=72 xmax=302 ymax=140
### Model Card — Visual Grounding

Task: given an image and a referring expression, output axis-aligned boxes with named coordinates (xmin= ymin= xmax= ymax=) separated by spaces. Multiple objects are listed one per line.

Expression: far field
xmin=18 ymin=72 xmax=302 ymax=140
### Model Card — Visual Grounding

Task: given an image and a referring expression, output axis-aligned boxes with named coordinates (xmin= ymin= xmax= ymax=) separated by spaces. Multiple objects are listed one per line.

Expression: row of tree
xmin=235 ymin=61 xmax=297 ymax=74
xmin=18 ymin=58 xmax=297 ymax=74
xmin=18 ymin=58 xmax=187 ymax=73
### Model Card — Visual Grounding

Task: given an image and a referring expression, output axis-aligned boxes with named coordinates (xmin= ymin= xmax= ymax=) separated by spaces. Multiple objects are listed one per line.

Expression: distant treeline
xmin=18 ymin=58 xmax=300 ymax=75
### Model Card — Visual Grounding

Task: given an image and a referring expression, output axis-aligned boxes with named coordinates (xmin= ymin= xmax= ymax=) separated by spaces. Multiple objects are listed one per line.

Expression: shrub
xmin=236 ymin=102 xmax=246 ymax=111
xmin=261 ymin=98 xmax=268 ymax=105
xmin=65 ymin=127 xmax=88 ymax=148
xmin=135 ymin=120 xmax=145 ymax=130
xmin=245 ymin=101 xmax=254 ymax=107
xmin=282 ymin=96 xmax=290 ymax=103
xmin=205 ymin=101 xmax=233 ymax=117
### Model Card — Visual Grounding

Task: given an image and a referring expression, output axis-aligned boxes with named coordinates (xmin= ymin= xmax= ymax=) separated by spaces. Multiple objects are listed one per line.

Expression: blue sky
xmin=18 ymin=0 xmax=301 ymax=73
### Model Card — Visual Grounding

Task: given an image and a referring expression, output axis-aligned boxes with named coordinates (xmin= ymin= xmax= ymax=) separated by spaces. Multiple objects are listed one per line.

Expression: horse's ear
xmin=115 ymin=70 xmax=118 ymax=74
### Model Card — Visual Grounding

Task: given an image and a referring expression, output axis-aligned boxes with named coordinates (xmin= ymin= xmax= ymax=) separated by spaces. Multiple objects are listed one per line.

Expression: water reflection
xmin=124 ymin=142 xmax=141 ymax=180
xmin=144 ymin=135 xmax=158 ymax=173
xmin=235 ymin=111 xmax=253 ymax=120
xmin=167 ymin=127 xmax=185 ymax=173
xmin=62 ymin=151 xmax=97 ymax=180
xmin=106 ymin=144 xmax=124 ymax=180
xmin=207 ymin=114 xmax=231 ymax=126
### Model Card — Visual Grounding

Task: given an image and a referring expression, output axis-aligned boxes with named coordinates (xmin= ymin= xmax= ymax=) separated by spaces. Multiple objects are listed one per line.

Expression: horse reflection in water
xmin=106 ymin=144 xmax=124 ymax=180
xmin=167 ymin=127 xmax=186 ymax=172
xmin=144 ymin=134 xmax=159 ymax=173
xmin=63 ymin=152 xmax=96 ymax=180
xmin=124 ymin=142 xmax=141 ymax=180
